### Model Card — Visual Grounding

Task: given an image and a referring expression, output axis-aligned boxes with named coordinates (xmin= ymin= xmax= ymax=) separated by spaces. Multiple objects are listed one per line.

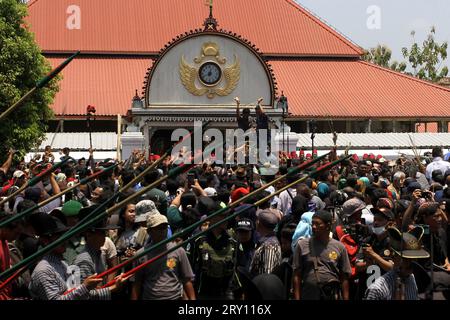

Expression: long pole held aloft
xmin=77 ymin=152 xmax=334 ymax=283
xmin=0 ymin=157 xmax=71 ymax=207
xmin=0 ymin=51 xmax=80 ymax=122
xmin=0 ymin=123 xmax=209 ymax=283
xmin=0 ymin=163 xmax=192 ymax=286
xmin=73 ymin=121 xmax=210 ymax=230
xmin=58 ymin=152 xmax=336 ymax=296
xmin=99 ymin=155 xmax=352 ymax=289
xmin=0 ymin=163 xmax=119 ymax=229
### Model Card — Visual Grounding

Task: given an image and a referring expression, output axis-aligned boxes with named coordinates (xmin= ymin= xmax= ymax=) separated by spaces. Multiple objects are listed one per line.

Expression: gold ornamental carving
xmin=179 ymin=42 xmax=240 ymax=99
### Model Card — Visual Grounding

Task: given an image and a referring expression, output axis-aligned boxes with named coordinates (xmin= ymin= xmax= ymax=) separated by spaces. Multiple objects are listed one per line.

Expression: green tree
xmin=0 ymin=0 xmax=59 ymax=162
xmin=402 ymin=26 xmax=448 ymax=82
xmin=363 ymin=44 xmax=407 ymax=72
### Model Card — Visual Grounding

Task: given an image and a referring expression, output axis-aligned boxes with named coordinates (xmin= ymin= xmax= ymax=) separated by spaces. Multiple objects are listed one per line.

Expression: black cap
xmin=236 ymin=218 xmax=254 ymax=231
xmin=30 ymin=212 xmax=69 ymax=237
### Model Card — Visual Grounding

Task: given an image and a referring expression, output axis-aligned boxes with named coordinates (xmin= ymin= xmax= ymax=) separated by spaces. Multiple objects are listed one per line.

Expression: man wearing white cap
xmin=130 ymin=214 xmax=195 ymax=300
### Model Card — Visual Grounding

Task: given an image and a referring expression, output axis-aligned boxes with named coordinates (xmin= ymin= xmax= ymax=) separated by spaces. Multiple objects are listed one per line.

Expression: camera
xmin=346 ymin=219 xmax=369 ymax=246
xmin=421 ymin=191 xmax=432 ymax=199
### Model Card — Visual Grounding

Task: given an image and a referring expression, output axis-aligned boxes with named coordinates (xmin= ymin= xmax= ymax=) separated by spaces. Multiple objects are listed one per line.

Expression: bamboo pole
xmin=99 ymin=155 xmax=352 ymax=288
xmin=0 ymin=157 xmax=71 ymax=207
xmin=0 ymin=163 xmax=118 ymax=229
xmin=81 ymin=152 xmax=334 ymax=282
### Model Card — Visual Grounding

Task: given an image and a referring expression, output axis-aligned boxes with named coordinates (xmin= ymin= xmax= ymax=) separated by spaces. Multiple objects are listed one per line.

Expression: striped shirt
xmin=74 ymin=246 xmax=107 ymax=284
xmin=250 ymin=234 xmax=282 ymax=277
xmin=364 ymin=270 xmax=418 ymax=300
xmin=29 ymin=254 xmax=110 ymax=300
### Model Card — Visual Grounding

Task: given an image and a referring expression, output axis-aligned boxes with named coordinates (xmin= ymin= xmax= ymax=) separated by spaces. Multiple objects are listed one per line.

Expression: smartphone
xmin=187 ymin=173 xmax=195 ymax=187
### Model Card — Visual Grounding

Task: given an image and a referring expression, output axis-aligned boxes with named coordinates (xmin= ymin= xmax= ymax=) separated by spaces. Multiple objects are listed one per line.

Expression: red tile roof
xmin=27 ymin=0 xmax=362 ymax=56
xmin=48 ymin=57 xmax=450 ymax=118
xmin=29 ymin=0 xmax=450 ymax=120
xmin=271 ymin=59 xmax=450 ymax=118
xmin=48 ymin=56 xmax=151 ymax=117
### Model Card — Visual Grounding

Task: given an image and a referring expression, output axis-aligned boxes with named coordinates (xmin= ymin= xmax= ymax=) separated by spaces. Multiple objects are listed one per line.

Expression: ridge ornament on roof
xmin=203 ymin=0 xmax=218 ymax=31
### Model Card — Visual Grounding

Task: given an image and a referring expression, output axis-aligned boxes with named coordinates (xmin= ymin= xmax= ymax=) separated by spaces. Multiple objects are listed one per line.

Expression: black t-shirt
xmin=353 ymin=234 xmax=392 ymax=300
xmin=237 ymin=116 xmax=251 ymax=131
xmin=256 ymin=113 xmax=269 ymax=130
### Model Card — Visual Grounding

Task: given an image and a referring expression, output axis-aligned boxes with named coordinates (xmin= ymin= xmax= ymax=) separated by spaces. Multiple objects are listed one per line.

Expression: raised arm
xmin=235 ymin=97 xmax=241 ymax=119
xmin=256 ymin=97 xmax=264 ymax=112
xmin=0 ymin=149 xmax=15 ymax=174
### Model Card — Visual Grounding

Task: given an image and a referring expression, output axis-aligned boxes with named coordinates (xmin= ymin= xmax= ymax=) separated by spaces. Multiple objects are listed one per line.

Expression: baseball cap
xmin=231 ymin=187 xmax=250 ymax=203
xmin=146 ymin=213 xmax=168 ymax=228
xmin=62 ymin=200 xmax=83 ymax=217
xmin=236 ymin=218 xmax=254 ymax=231
xmin=204 ymin=187 xmax=217 ymax=197
xmin=13 ymin=170 xmax=25 ymax=179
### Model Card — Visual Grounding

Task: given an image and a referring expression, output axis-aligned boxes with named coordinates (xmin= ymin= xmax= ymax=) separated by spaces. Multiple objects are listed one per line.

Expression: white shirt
xmin=426 ymin=157 xmax=450 ymax=181
xmin=278 ymin=188 xmax=297 ymax=215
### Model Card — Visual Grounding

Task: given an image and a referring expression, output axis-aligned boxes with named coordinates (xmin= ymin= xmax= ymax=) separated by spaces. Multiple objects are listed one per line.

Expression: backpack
xmin=335 ymin=225 xmax=358 ymax=277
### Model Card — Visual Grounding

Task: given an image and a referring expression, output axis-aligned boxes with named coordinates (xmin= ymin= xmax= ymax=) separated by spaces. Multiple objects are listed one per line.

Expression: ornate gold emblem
xmin=406 ymin=239 xmax=419 ymax=249
xmin=328 ymin=251 xmax=338 ymax=260
xmin=179 ymin=42 xmax=240 ymax=99
xmin=166 ymin=257 xmax=177 ymax=270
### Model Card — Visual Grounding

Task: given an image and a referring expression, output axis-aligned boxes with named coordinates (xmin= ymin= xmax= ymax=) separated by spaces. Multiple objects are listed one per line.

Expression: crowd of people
xmin=0 ymin=141 xmax=449 ymax=301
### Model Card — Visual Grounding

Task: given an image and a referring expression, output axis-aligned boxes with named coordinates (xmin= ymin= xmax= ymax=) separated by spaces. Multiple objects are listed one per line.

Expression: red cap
xmin=352 ymin=154 xmax=359 ymax=161
xmin=377 ymin=154 xmax=383 ymax=159
xmin=149 ymin=154 xmax=161 ymax=161
xmin=299 ymin=149 xmax=304 ymax=156
xmin=231 ymin=187 xmax=250 ymax=203
xmin=306 ymin=153 xmax=312 ymax=159
xmin=363 ymin=153 xmax=369 ymax=159
xmin=369 ymin=153 xmax=375 ymax=160
xmin=290 ymin=151 xmax=297 ymax=159
xmin=313 ymin=149 xmax=318 ymax=154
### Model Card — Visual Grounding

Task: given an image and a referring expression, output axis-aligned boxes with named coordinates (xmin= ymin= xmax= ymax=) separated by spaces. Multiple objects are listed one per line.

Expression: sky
xmin=296 ymin=0 xmax=450 ymax=68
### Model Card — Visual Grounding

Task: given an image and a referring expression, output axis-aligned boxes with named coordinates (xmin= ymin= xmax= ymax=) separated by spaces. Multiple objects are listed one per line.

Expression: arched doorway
xmin=150 ymin=130 xmax=173 ymax=155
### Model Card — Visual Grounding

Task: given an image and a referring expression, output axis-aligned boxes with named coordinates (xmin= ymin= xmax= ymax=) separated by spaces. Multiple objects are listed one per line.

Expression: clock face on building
xmin=198 ymin=61 xmax=222 ymax=86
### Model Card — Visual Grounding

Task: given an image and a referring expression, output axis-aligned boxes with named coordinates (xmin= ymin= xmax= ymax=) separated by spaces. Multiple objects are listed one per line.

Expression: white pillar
xmin=121 ymin=124 xmax=144 ymax=161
